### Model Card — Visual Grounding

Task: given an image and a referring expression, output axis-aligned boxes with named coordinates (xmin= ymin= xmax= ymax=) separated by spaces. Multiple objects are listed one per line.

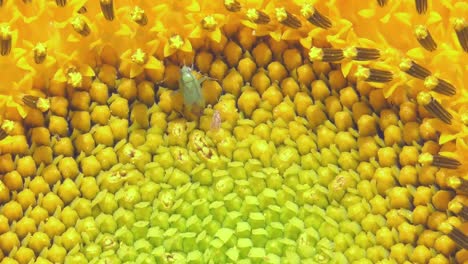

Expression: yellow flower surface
xmin=0 ymin=0 xmax=467 ymax=263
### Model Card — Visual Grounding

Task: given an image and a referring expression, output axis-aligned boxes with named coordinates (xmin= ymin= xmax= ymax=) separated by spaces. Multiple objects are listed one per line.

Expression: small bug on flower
xmin=179 ymin=65 xmax=208 ymax=116
xmin=210 ymin=109 xmax=222 ymax=130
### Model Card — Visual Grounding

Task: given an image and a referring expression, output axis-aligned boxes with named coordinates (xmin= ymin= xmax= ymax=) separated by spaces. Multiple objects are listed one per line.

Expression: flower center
xmin=169 ymin=35 xmax=184 ymax=49
xmin=131 ymin=48 xmax=146 ymax=65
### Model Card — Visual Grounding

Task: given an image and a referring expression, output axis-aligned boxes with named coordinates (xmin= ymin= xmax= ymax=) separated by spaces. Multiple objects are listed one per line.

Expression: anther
xmin=301 ymin=4 xmax=332 ymax=29
xmin=202 ymin=16 xmax=218 ymax=31
xmin=224 ymin=0 xmax=241 ymax=12
xmin=453 ymin=18 xmax=468 ymax=52
xmin=55 ymin=0 xmax=66 ymax=7
xmin=355 ymin=65 xmax=393 ymax=83
xmin=22 ymin=0 xmax=31 ymax=3
xmin=308 ymin=47 xmax=344 ymax=62
xmin=100 ymin=0 xmax=114 ymax=21
xmin=71 ymin=16 xmax=91 ymax=36
xmin=246 ymin=8 xmax=270 ymax=24
xmin=0 ymin=128 xmax=7 ymax=141
xmin=343 ymin=47 xmax=380 ymax=61
xmin=33 ymin=43 xmax=47 ymax=64
xmin=131 ymin=6 xmax=147 ymax=26
xmin=461 ymin=206 xmax=468 ymax=220
xmin=22 ymin=95 xmax=50 ymax=112
xmin=415 ymin=0 xmax=428 ymax=14
xmin=424 ymin=75 xmax=456 ymax=96
xmin=275 ymin=8 xmax=302 ymax=29
xmin=448 ymin=177 xmax=468 ymax=193
xmin=377 ymin=0 xmax=388 ymax=6
xmin=438 ymin=222 xmax=468 ymax=249
xmin=415 ymin=25 xmax=437 ymax=51
xmin=77 ymin=6 xmax=87 ymax=14
xmin=416 ymin=92 xmax=453 ymax=124
xmin=418 ymin=153 xmax=461 ymax=169
xmin=131 ymin=49 xmax=146 ymax=65
xmin=0 ymin=24 xmax=12 ymax=56
xmin=399 ymin=58 xmax=431 ymax=80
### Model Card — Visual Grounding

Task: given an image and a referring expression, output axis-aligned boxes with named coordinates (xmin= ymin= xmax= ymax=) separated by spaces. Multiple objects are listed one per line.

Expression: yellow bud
xmin=262 ymin=84 xmax=283 ymax=107
xmin=196 ymin=51 xmax=214 ymax=73
xmin=237 ymin=56 xmax=257 ymax=82
xmin=267 ymin=61 xmax=288 ymax=83
xmin=272 ymin=99 xmax=296 ymax=122
xmin=222 ymin=69 xmax=244 ymax=97
xmin=209 ymin=58 xmax=228 ymax=80
xmin=252 ymin=42 xmax=272 ymax=67
xmin=238 ymin=88 xmax=261 ymax=117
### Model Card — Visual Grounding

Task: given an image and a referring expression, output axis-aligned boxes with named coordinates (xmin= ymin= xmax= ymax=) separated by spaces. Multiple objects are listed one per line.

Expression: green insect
xmin=179 ymin=65 xmax=207 ymax=115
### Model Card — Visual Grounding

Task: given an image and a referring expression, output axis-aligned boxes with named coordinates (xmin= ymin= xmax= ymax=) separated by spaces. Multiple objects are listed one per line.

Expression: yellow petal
xmin=130 ymin=64 xmax=144 ymax=78
xmin=394 ymin=12 xmax=412 ymax=26
xmin=358 ymin=9 xmax=375 ymax=19
xmin=406 ymin=47 xmax=426 ymax=61
xmin=186 ymin=1 xmax=200 ymax=12
xmin=145 ymin=56 xmax=164 ymax=70
xmin=209 ymin=28 xmax=222 ymax=43
xmin=17 ymin=58 xmax=33 ymax=71
xmin=341 ymin=61 xmax=354 ymax=77
xmin=81 ymin=65 xmax=95 ymax=77
xmin=181 ymin=38 xmax=193 ymax=53
xmin=282 ymin=29 xmax=302 ymax=41
xmin=163 ymin=43 xmax=176 ymax=58
xmin=439 ymin=133 xmax=457 ymax=144
xmin=189 ymin=25 xmax=203 ymax=39
xmin=427 ymin=11 xmax=442 ymax=25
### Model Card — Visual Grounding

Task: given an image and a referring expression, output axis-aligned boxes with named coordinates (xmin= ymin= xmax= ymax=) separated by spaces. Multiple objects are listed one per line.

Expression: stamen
xmin=0 ymin=128 xmax=7 ymax=141
xmin=461 ymin=206 xmax=468 ymax=220
xmin=419 ymin=153 xmax=461 ymax=169
xmin=131 ymin=6 xmax=147 ymax=26
xmin=224 ymin=0 xmax=241 ymax=12
xmin=424 ymin=76 xmax=456 ymax=96
xmin=246 ymin=9 xmax=270 ymax=24
xmin=169 ymin=35 xmax=184 ymax=49
xmin=0 ymin=24 xmax=12 ymax=56
xmin=377 ymin=0 xmax=388 ymax=6
xmin=439 ymin=223 xmax=468 ymax=249
xmin=202 ymin=16 xmax=218 ymax=31
xmin=447 ymin=177 xmax=468 ymax=193
xmin=33 ymin=43 xmax=47 ymax=64
xmin=399 ymin=58 xmax=431 ymax=79
xmin=22 ymin=95 xmax=50 ymax=112
xmin=275 ymin=8 xmax=302 ymax=29
xmin=453 ymin=18 xmax=468 ymax=52
xmin=343 ymin=47 xmax=380 ymax=61
xmin=131 ymin=49 xmax=146 ymax=65
xmin=77 ymin=6 xmax=87 ymax=14
xmin=355 ymin=66 xmax=393 ymax=83
xmin=415 ymin=25 xmax=437 ymax=51
xmin=416 ymin=92 xmax=453 ymax=124
xmin=22 ymin=0 xmax=31 ymax=3
xmin=100 ymin=0 xmax=114 ymax=21
xmin=55 ymin=0 xmax=66 ymax=7
xmin=308 ymin=47 xmax=344 ymax=62
xmin=301 ymin=4 xmax=332 ymax=29
xmin=71 ymin=16 xmax=91 ymax=36
xmin=415 ymin=0 xmax=428 ymax=14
